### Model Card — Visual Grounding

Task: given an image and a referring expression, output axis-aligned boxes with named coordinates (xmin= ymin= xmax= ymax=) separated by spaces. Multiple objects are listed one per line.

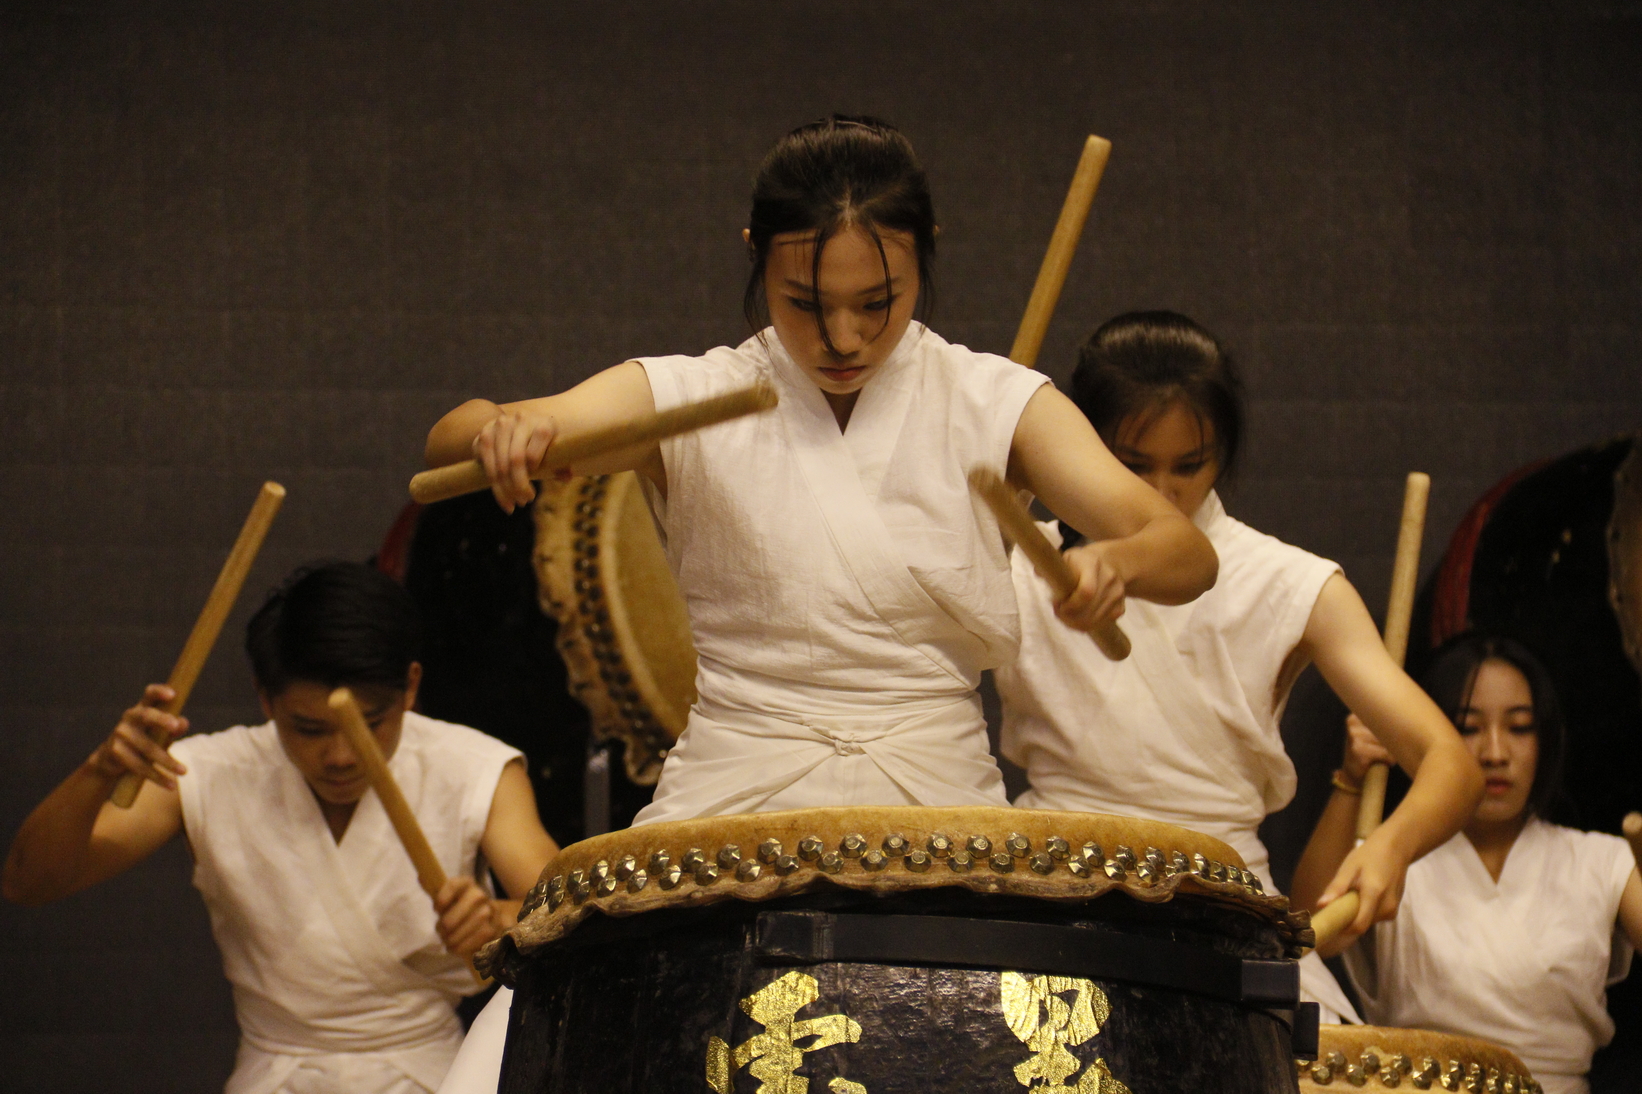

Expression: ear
xmin=742 ymin=228 xmax=751 ymax=245
xmin=402 ymin=662 xmax=423 ymax=713
xmin=257 ymin=689 xmax=276 ymax=721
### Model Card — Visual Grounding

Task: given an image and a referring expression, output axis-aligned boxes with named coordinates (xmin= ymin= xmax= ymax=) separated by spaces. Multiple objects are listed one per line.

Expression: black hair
xmin=743 ymin=114 xmax=937 ymax=357
xmin=1070 ymin=310 xmax=1244 ymax=481
xmin=1421 ymin=631 xmax=1567 ymax=820
xmin=245 ymin=561 xmax=422 ymax=696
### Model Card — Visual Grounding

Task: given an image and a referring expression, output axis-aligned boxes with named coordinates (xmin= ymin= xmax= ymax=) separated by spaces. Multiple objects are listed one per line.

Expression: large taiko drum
xmin=481 ymin=807 xmax=1317 ymax=1093
xmin=1295 ymin=1025 xmax=1541 ymax=1093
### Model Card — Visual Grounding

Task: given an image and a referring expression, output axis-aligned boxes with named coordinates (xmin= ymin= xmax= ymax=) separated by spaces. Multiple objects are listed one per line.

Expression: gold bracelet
xmin=1331 ymin=770 xmax=1362 ymax=795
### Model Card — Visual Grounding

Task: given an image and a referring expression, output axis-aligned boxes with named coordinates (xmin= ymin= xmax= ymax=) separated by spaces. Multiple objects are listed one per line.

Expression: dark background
xmin=3 ymin=2 xmax=1640 ymax=1089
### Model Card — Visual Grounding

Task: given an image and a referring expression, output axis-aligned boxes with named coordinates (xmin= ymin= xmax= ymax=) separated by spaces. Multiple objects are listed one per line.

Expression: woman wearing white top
xmin=1296 ymin=633 xmax=1642 ymax=1094
xmin=995 ymin=311 xmax=1481 ymax=1021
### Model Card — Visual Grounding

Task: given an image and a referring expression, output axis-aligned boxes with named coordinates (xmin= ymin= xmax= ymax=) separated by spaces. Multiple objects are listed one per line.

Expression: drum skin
xmin=1295 ymin=1025 xmax=1540 ymax=1093
xmin=491 ymin=807 xmax=1311 ymax=1094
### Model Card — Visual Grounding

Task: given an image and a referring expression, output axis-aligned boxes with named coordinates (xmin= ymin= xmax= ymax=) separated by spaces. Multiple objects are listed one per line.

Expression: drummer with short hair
xmin=992 ymin=311 xmax=1483 ymax=1023
xmin=2 ymin=561 xmax=560 ymax=1094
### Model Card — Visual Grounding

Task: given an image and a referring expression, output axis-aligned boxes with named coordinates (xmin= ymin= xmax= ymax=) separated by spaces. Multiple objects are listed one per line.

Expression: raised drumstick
xmin=1009 ymin=135 xmax=1113 ymax=370
xmin=110 ymin=482 xmax=286 ymax=808
xmin=1355 ymin=472 xmax=1432 ymax=840
xmin=1624 ymin=812 xmax=1642 ymax=867
xmin=328 ymin=688 xmax=485 ymax=984
xmin=1310 ymin=889 xmax=1360 ymax=951
xmin=409 ymin=383 xmax=778 ymax=505
xmin=970 ymin=468 xmax=1130 ymax=661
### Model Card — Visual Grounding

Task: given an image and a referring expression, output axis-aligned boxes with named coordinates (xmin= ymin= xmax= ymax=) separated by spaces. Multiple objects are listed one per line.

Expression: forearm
xmin=425 ymin=399 xmax=502 ymax=467
xmin=1097 ymin=510 xmax=1217 ymax=605
xmin=1290 ymin=784 xmax=1361 ymax=910
xmin=1376 ymin=734 xmax=1480 ymax=863
xmin=2 ymin=762 xmax=118 ymax=905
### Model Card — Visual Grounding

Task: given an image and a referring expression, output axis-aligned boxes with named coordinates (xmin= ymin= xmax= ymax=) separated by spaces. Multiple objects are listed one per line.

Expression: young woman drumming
xmin=424 ymin=117 xmax=1217 ymax=1094
xmin=426 ymin=118 xmax=1216 ymax=825
xmin=993 ymin=311 xmax=1481 ymax=1023
xmin=1295 ymin=633 xmax=1642 ymax=1094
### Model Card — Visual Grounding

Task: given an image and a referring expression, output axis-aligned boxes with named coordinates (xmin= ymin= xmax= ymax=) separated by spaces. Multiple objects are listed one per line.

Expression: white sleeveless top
xmin=631 ymin=324 xmax=1049 ymax=823
xmin=172 ymin=712 xmax=520 ymax=1094
xmin=1344 ymin=820 xmax=1636 ymax=1094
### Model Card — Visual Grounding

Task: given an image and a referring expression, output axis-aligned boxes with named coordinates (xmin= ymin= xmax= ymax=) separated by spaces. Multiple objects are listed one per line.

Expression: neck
xmin=316 ymin=796 xmax=359 ymax=843
xmin=1463 ymin=812 xmax=1530 ymax=881
xmin=824 ymin=389 xmax=861 ymax=430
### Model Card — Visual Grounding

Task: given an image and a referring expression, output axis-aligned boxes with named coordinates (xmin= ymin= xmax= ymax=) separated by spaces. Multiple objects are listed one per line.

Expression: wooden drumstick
xmin=1009 ymin=135 xmax=1113 ymax=370
xmin=410 ymin=383 xmax=779 ymax=505
xmin=1310 ymin=889 xmax=1360 ymax=952
xmin=110 ymin=482 xmax=286 ymax=808
xmin=970 ymin=468 xmax=1130 ymax=661
xmin=1624 ymin=812 xmax=1642 ymax=867
xmin=328 ymin=688 xmax=486 ymax=984
xmin=1355 ymin=472 xmax=1432 ymax=839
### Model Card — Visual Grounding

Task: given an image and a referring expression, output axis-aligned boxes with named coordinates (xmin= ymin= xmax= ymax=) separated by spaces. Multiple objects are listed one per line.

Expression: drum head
xmin=1298 ymin=1025 xmax=1539 ymax=1092
xmin=535 ymin=472 xmax=697 ymax=784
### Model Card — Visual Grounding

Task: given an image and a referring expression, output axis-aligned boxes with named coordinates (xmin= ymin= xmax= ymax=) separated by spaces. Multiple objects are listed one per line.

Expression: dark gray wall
xmin=3 ymin=3 xmax=1640 ymax=1090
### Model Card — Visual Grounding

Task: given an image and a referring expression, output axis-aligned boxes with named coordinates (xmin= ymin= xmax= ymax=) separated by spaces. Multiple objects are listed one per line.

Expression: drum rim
xmin=1297 ymin=1024 xmax=1541 ymax=1093
xmin=485 ymin=806 xmax=1311 ymax=972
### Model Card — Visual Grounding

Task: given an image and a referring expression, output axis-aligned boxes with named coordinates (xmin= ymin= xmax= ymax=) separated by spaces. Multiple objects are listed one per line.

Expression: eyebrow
xmin=780 ymin=277 xmax=903 ymax=297
xmin=1112 ymin=444 xmax=1211 ymax=461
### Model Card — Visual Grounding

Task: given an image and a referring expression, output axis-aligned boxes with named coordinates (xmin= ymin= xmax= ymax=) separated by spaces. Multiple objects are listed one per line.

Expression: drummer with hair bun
xmin=425 ymin=116 xmax=1218 ymax=1094
xmin=1296 ymin=632 xmax=1642 ymax=1094
xmin=993 ymin=310 xmax=1482 ymax=1023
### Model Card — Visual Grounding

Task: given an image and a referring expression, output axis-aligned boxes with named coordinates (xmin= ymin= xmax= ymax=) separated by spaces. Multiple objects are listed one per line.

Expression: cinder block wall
xmin=2 ymin=4 xmax=1639 ymax=1089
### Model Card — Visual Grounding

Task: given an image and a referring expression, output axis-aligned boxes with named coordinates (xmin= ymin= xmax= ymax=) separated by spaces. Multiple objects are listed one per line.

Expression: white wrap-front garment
xmin=631 ymin=323 xmax=1049 ymax=824
xmin=1343 ymin=820 xmax=1635 ymax=1094
xmin=994 ymin=491 xmax=1357 ymax=1020
xmin=171 ymin=712 xmax=520 ymax=1094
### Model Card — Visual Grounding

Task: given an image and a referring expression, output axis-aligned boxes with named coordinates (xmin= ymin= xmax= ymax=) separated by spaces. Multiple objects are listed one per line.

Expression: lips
xmin=819 ymin=365 xmax=865 ymax=382
xmin=1484 ymin=778 xmax=1513 ymax=795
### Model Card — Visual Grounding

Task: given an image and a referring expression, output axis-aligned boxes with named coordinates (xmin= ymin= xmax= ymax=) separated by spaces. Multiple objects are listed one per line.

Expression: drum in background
xmin=534 ymin=472 xmax=696 ymax=785
xmin=485 ymin=807 xmax=1315 ymax=1093
xmin=1296 ymin=1025 xmax=1540 ymax=1093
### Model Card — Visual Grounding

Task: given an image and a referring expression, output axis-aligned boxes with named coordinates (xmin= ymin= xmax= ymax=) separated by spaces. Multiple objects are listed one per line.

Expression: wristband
xmin=1330 ymin=770 xmax=1362 ymax=795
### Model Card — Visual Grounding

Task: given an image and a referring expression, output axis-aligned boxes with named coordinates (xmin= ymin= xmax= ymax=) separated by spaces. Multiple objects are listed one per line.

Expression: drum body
xmin=488 ymin=807 xmax=1312 ymax=1094
xmin=1296 ymin=1025 xmax=1541 ymax=1093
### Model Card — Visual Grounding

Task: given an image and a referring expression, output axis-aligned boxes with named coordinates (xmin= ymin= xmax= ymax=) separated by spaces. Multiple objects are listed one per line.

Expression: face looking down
xmin=263 ymin=667 xmax=420 ymax=807
xmin=1457 ymin=657 xmax=1539 ymax=827
xmin=760 ymin=223 xmax=921 ymax=406
xmin=1109 ymin=399 xmax=1220 ymax=518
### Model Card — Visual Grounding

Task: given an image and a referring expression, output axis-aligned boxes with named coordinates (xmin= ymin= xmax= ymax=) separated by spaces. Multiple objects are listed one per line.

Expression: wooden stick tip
xmin=261 ymin=481 xmax=287 ymax=498
xmin=1624 ymin=811 xmax=1642 ymax=838
xmin=1085 ymin=134 xmax=1112 ymax=153
xmin=327 ymin=687 xmax=356 ymax=713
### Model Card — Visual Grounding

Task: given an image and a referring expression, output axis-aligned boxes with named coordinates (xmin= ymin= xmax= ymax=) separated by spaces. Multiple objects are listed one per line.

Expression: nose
xmin=1477 ymin=722 xmax=1510 ymax=765
xmin=824 ymin=308 xmax=867 ymax=356
xmin=324 ymin=732 xmax=361 ymax=769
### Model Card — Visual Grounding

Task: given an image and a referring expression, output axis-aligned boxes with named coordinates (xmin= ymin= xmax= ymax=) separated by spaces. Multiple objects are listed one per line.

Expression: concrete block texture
xmin=2 ymin=2 xmax=1641 ymax=1091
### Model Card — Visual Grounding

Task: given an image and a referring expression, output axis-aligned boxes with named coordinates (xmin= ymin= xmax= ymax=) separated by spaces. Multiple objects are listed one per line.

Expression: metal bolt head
xmin=1104 ymin=859 xmax=1126 ymax=881
xmin=547 ymin=875 xmax=566 ymax=894
xmin=627 ymin=870 xmax=649 ymax=893
xmin=735 ymin=859 xmax=761 ymax=882
xmin=861 ymin=850 xmax=888 ymax=871
xmin=1362 ymin=1052 xmax=1380 ymax=1075
xmin=571 ymin=877 xmax=593 ymax=902
xmin=758 ymin=838 xmax=783 ymax=864
xmin=1345 ymin=1062 xmax=1366 ymax=1086
xmin=1114 ymin=846 xmax=1136 ymax=870
xmin=1192 ymin=852 xmax=1209 ymax=877
xmin=1381 ymin=1066 xmax=1402 ymax=1088
xmin=1310 ymin=1063 xmax=1335 ymax=1085
xmin=989 ymin=852 xmax=1014 ymax=873
xmin=819 ymin=851 xmax=844 ymax=874
xmin=1005 ymin=833 xmax=1031 ymax=857
xmin=1326 ymin=1052 xmax=1348 ymax=1071
xmin=1390 ymin=1055 xmax=1411 ymax=1077
xmin=1029 ymin=852 xmax=1055 ymax=875
xmin=905 ymin=849 xmax=932 ymax=872
xmin=1067 ymin=858 xmax=1091 ymax=878
xmin=1169 ymin=850 xmax=1190 ymax=876
xmin=1081 ymin=842 xmax=1103 ymax=865
xmin=798 ymin=836 xmax=824 ymax=861
xmin=1045 ymin=836 xmax=1070 ymax=860
xmin=596 ymin=876 xmax=618 ymax=897
xmin=681 ymin=848 xmax=706 ymax=871
xmin=948 ymin=850 xmax=975 ymax=873
xmin=658 ymin=864 xmax=684 ymax=890
xmin=774 ymin=855 xmax=800 ymax=875
xmin=1209 ymin=861 xmax=1228 ymax=883
xmin=547 ymin=887 xmax=565 ymax=912
xmin=840 ymin=833 xmax=867 ymax=858
xmin=882 ymin=834 xmax=909 ymax=856
xmin=717 ymin=845 xmax=742 ymax=869
xmin=614 ymin=855 xmax=637 ymax=881
xmin=966 ymin=834 xmax=992 ymax=856
xmin=1136 ymin=861 xmax=1158 ymax=885
xmin=590 ymin=859 xmax=611 ymax=882
xmin=648 ymin=851 xmax=671 ymax=873
xmin=926 ymin=833 xmax=953 ymax=857
xmin=694 ymin=863 xmax=720 ymax=886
